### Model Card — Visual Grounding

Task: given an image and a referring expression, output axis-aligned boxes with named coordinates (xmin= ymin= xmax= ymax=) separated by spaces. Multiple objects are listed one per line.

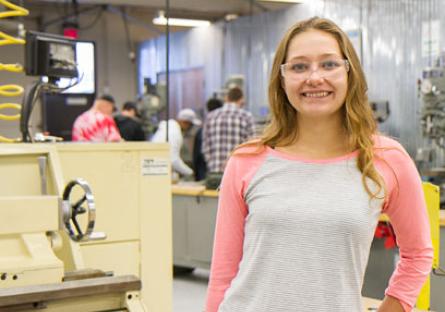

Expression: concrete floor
xmin=173 ymin=269 xmax=209 ymax=312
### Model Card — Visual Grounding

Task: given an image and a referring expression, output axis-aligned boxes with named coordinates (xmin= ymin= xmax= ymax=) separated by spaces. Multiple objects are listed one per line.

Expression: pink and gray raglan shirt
xmin=206 ymin=135 xmax=433 ymax=312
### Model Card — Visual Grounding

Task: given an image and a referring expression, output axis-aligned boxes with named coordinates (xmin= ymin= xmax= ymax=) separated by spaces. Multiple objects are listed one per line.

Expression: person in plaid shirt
xmin=72 ymin=94 xmax=122 ymax=142
xmin=202 ymin=87 xmax=255 ymax=174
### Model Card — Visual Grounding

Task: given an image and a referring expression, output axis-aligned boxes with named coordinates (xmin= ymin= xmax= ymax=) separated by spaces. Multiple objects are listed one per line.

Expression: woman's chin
xmin=297 ymin=107 xmax=343 ymax=120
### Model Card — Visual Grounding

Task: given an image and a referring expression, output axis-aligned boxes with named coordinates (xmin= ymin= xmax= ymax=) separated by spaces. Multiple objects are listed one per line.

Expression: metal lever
xmin=88 ymin=232 xmax=107 ymax=241
xmin=38 ymin=156 xmax=47 ymax=195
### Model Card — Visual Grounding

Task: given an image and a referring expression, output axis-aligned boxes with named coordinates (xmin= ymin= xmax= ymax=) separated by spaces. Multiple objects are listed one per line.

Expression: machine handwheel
xmin=62 ymin=178 xmax=96 ymax=242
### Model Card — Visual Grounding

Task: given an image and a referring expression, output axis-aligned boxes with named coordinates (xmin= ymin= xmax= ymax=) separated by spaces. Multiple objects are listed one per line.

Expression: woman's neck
xmin=277 ymin=115 xmax=351 ymax=159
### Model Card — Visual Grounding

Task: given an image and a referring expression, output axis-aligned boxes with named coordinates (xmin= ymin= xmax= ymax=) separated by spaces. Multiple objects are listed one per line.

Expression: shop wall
xmin=139 ymin=0 xmax=445 ymax=159
xmin=138 ymin=24 xmax=224 ymax=115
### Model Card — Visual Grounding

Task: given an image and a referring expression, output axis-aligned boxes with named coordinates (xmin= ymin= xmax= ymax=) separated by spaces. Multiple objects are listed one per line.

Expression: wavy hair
xmin=248 ymin=17 xmax=384 ymax=198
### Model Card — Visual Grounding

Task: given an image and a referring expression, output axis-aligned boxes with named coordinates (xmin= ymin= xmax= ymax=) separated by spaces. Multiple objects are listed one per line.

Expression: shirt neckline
xmin=265 ymin=145 xmax=359 ymax=164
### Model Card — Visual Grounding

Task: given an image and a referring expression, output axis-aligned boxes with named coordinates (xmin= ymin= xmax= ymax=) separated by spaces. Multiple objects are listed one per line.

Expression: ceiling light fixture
xmin=257 ymin=0 xmax=304 ymax=3
xmin=153 ymin=11 xmax=211 ymax=27
xmin=224 ymin=14 xmax=239 ymax=22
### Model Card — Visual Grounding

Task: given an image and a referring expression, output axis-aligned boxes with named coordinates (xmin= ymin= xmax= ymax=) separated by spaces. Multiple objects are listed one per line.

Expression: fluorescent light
xmin=257 ymin=0 xmax=304 ymax=3
xmin=153 ymin=11 xmax=210 ymax=27
xmin=153 ymin=17 xmax=210 ymax=27
xmin=225 ymin=14 xmax=239 ymax=22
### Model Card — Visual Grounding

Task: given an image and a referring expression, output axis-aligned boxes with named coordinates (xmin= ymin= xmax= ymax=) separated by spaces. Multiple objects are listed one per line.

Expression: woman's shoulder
xmin=224 ymin=141 xmax=270 ymax=189
xmin=225 ymin=141 xmax=270 ymax=168
xmin=372 ymin=134 xmax=411 ymax=162
xmin=373 ymin=134 xmax=403 ymax=149
xmin=232 ymin=140 xmax=269 ymax=157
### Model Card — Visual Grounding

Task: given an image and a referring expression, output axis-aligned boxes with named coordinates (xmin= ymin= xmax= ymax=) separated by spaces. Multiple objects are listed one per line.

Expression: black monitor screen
xmin=43 ymin=41 xmax=95 ymax=94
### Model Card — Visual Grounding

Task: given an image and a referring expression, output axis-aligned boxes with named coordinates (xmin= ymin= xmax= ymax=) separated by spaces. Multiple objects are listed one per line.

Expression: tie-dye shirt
xmin=72 ymin=110 xmax=121 ymax=142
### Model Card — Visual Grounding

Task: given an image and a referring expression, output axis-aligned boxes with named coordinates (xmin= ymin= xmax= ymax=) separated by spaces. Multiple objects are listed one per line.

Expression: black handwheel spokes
xmin=62 ymin=178 xmax=96 ymax=242
xmin=72 ymin=218 xmax=83 ymax=241
xmin=72 ymin=194 xmax=87 ymax=211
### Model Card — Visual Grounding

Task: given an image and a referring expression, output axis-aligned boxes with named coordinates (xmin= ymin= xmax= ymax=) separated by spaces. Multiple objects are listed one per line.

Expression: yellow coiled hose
xmin=0 ymin=0 xmax=29 ymax=143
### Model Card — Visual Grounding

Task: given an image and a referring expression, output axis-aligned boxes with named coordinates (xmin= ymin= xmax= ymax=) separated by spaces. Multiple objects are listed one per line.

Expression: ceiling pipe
xmin=241 ymin=0 xmax=269 ymax=12
xmin=106 ymin=5 xmax=162 ymax=35
xmin=41 ymin=5 xmax=101 ymax=31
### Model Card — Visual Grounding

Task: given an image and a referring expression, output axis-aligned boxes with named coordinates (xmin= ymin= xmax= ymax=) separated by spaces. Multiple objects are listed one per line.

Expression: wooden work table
xmin=171 ymin=183 xmax=218 ymax=197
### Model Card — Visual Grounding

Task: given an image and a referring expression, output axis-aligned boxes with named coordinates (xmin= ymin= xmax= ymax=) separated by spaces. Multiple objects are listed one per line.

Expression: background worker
xmin=193 ymin=97 xmax=223 ymax=181
xmin=151 ymin=109 xmax=199 ymax=178
xmin=114 ymin=101 xmax=145 ymax=141
xmin=72 ymin=94 xmax=121 ymax=142
xmin=202 ymin=87 xmax=255 ymax=181
xmin=176 ymin=108 xmax=202 ymax=172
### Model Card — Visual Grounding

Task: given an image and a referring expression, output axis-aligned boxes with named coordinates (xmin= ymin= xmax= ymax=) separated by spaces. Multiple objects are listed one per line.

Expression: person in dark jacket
xmin=193 ymin=98 xmax=223 ymax=181
xmin=114 ymin=101 xmax=146 ymax=141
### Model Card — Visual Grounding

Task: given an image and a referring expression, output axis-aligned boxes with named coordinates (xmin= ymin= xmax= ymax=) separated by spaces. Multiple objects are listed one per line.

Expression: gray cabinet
xmin=173 ymin=195 xmax=218 ymax=270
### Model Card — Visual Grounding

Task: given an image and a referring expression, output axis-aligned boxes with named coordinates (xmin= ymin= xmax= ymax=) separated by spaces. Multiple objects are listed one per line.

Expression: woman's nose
xmin=305 ymin=69 xmax=324 ymax=85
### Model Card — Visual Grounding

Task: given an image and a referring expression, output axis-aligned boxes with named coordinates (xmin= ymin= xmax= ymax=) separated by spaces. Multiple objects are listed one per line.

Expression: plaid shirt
xmin=202 ymin=103 xmax=255 ymax=173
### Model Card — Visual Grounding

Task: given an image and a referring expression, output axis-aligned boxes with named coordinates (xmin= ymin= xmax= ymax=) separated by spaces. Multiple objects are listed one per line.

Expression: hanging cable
xmin=20 ymin=81 xmax=42 ymax=143
xmin=79 ymin=6 xmax=103 ymax=30
xmin=0 ymin=84 xmax=22 ymax=122
xmin=0 ymin=0 xmax=29 ymax=143
xmin=0 ymin=0 xmax=28 ymax=18
xmin=165 ymin=0 xmax=170 ymax=142
xmin=120 ymin=6 xmax=135 ymax=63
xmin=20 ymin=76 xmax=83 ymax=143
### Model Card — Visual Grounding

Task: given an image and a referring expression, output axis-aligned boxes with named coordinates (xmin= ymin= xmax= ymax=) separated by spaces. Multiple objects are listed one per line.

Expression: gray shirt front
xmin=219 ymin=154 xmax=383 ymax=312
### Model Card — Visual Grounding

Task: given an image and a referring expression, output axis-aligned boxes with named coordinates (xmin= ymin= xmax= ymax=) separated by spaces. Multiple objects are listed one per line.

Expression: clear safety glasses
xmin=280 ymin=58 xmax=350 ymax=81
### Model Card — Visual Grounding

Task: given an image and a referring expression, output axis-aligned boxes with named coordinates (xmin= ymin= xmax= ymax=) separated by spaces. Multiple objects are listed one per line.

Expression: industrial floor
xmin=173 ymin=269 xmax=209 ymax=312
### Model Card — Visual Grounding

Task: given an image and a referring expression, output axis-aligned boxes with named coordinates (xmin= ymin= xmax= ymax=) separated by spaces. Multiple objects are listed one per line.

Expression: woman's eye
xmin=290 ymin=63 xmax=309 ymax=72
xmin=321 ymin=60 xmax=340 ymax=70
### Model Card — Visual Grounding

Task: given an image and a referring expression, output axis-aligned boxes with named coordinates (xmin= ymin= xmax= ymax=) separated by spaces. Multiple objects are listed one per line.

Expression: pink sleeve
xmin=205 ymin=147 xmax=267 ymax=312
xmin=375 ymin=137 xmax=433 ymax=311
xmin=399 ymin=300 xmax=412 ymax=312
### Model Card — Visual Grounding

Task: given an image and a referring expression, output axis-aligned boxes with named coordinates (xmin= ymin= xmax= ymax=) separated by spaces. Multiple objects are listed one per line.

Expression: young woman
xmin=205 ymin=17 xmax=433 ymax=312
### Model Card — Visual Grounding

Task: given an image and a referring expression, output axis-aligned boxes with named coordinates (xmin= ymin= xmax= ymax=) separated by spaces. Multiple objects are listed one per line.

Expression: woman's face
xmin=281 ymin=29 xmax=348 ymax=121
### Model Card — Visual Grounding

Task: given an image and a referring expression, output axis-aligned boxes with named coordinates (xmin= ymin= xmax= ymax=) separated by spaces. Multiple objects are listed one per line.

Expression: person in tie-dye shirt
xmin=72 ymin=94 xmax=122 ymax=142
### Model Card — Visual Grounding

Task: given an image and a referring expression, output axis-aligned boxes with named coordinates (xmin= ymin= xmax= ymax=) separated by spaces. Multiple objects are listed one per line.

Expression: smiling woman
xmin=205 ymin=17 xmax=433 ymax=312
xmin=281 ymin=29 xmax=349 ymax=123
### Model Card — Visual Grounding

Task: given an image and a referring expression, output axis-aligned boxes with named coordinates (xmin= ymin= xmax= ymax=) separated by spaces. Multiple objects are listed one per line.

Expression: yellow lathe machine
xmin=0 ymin=142 xmax=172 ymax=312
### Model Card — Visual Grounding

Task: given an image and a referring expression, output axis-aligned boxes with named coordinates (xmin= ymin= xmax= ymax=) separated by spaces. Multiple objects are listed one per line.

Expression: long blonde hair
xmin=249 ymin=17 xmax=383 ymax=198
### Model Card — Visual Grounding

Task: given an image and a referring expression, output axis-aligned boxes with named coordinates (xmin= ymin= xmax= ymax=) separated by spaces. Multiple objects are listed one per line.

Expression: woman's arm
xmin=375 ymin=139 xmax=434 ymax=311
xmin=378 ymin=295 xmax=405 ymax=312
xmin=205 ymin=146 xmax=267 ymax=312
xmin=205 ymin=155 xmax=248 ymax=311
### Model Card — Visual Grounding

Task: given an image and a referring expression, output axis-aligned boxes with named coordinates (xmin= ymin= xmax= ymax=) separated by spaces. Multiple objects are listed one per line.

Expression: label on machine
xmin=141 ymin=158 xmax=169 ymax=176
